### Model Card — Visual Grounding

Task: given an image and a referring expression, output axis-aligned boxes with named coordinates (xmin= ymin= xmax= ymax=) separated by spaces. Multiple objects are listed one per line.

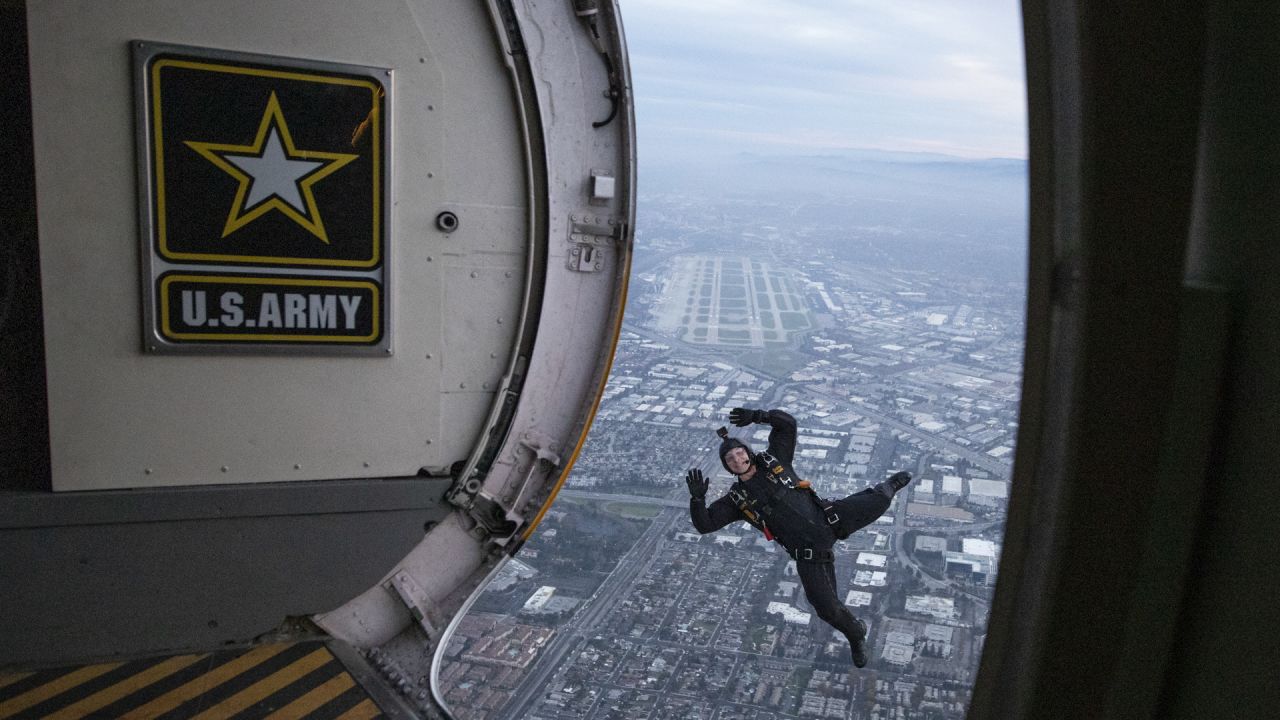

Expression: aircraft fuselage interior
xmin=2 ymin=1 xmax=1278 ymax=718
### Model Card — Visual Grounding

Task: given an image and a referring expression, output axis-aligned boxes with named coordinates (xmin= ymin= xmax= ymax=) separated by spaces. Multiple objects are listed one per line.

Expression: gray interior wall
xmin=0 ymin=477 xmax=450 ymax=666
xmin=24 ymin=0 xmax=525 ymax=491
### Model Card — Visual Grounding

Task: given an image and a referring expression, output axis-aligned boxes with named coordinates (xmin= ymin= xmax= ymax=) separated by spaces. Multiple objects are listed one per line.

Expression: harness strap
xmin=759 ymin=450 xmax=841 ymax=526
xmin=758 ymin=451 xmax=793 ymax=487
xmin=729 ymin=484 xmax=774 ymax=541
xmin=820 ymin=501 xmax=841 ymax=526
xmin=734 ymin=453 xmax=841 ymax=533
xmin=788 ymin=547 xmax=836 ymax=563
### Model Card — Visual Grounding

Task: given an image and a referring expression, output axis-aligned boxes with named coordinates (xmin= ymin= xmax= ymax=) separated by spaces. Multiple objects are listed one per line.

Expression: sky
xmin=622 ymin=0 xmax=1027 ymax=162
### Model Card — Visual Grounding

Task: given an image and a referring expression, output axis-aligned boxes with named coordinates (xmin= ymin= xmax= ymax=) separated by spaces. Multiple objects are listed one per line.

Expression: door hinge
xmin=568 ymin=216 xmax=621 ymax=272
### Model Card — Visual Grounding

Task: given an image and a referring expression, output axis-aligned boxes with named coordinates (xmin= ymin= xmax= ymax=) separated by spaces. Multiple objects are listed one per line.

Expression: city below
xmin=441 ymin=162 xmax=1026 ymax=720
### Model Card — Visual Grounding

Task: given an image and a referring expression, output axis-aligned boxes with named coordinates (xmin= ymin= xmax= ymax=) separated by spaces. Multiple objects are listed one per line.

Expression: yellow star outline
xmin=184 ymin=92 xmax=358 ymax=244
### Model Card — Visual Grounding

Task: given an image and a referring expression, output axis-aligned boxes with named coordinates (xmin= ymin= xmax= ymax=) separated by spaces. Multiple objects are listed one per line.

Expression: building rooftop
xmin=522 ymin=586 xmax=555 ymax=612
xmin=915 ymin=535 xmax=948 ymax=553
xmin=766 ymin=602 xmax=811 ymax=626
xmin=906 ymin=595 xmax=957 ymax=620
xmin=969 ymin=479 xmax=1009 ymax=497
xmin=856 ymin=552 xmax=888 ymax=567
xmin=962 ymin=538 xmax=999 ymax=558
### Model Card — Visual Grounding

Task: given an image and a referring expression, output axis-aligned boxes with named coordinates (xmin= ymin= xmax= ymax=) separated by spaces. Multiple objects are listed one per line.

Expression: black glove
xmin=685 ymin=468 xmax=708 ymax=500
xmin=729 ymin=407 xmax=764 ymax=427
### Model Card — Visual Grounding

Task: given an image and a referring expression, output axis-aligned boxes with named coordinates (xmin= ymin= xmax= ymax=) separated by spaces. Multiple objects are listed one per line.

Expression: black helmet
xmin=717 ymin=427 xmax=753 ymax=475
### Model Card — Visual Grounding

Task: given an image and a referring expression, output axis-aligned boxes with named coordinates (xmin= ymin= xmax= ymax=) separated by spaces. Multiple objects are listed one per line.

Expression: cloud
xmin=623 ymin=0 xmax=1027 ymax=159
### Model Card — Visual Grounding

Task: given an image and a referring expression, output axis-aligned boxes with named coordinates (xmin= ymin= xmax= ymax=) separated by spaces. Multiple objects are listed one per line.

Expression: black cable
xmin=574 ymin=0 xmax=620 ymax=129
xmin=592 ymin=51 xmax=620 ymax=129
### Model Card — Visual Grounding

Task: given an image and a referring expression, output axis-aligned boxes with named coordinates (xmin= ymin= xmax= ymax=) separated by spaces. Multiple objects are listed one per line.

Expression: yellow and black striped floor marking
xmin=0 ymin=641 xmax=395 ymax=719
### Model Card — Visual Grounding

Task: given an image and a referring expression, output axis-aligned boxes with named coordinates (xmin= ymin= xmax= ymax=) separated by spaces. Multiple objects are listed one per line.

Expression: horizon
xmin=647 ymin=146 xmax=1030 ymax=165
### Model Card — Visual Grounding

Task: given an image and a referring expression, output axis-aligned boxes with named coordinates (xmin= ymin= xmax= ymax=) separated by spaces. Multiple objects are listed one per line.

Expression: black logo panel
xmin=148 ymin=55 xmax=385 ymax=268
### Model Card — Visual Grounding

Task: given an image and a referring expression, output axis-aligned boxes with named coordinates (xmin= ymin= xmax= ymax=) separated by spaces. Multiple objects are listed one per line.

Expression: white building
xmin=963 ymin=538 xmax=1000 ymax=558
xmin=522 ymin=586 xmax=556 ymax=612
xmin=906 ymin=595 xmax=957 ymax=620
xmin=845 ymin=590 xmax=873 ymax=607
xmin=766 ymin=602 xmax=811 ymax=626
xmin=968 ymin=479 xmax=1009 ymax=499
xmin=856 ymin=552 xmax=888 ymax=568
xmin=854 ymin=571 xmax=888 ymax=587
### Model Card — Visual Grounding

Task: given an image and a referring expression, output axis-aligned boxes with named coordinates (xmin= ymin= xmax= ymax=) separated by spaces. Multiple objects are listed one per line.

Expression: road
xmin=841 ymin=397 xmax=1012 ymax=479
xmin=621 ymin=321 xmax=1014 ymax=480
xmin=500 ymin=452 xmax=722 ymax=717
xmin=560 ymin=489 xmax=688 ymax=509
xmin=561 ymin=488 xmax=1002 ymax=535
xmin=499 ymin=507 xmax=681 ymax=717
xmin=502 ymin=333 xmax=1008 ymax=715
xmin=561 ymin=464 xmax=1003 ymax=606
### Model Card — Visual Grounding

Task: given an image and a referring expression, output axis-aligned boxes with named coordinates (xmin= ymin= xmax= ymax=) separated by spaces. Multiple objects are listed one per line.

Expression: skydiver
xmin=685 ymin=407 xmax=912 ymax=668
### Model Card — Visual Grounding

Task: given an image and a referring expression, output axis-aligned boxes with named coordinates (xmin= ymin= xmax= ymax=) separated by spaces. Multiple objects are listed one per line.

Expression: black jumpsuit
xmin=689 ymin=410 xmax=892 ymax=652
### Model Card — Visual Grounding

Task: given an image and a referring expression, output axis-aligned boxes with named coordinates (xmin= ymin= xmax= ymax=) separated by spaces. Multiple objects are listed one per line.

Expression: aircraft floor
xmin=0 ymin=640 xmax=412 ymax=719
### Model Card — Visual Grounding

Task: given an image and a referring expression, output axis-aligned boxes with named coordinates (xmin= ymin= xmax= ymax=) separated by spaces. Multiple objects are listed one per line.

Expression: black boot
xmin=874 ymin=471 xmax=912 ymax=499
xmin=849 ymin=618 xmax=869 ymax=668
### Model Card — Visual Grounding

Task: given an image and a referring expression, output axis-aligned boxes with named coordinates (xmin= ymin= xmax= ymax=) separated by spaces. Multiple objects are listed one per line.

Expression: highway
xmin=839 ymin=397 xmax=1012 ymax=479
xmin=499 ymin=507 xmax=678 ymax=716
xmin=500 ymin=452 xmax=721 ymax=717
xmin=620 ymin=321 xmax=1014 ymax=480
xmin=560 ymin=489 xmax=689 ymax=509
xmin=561 ymin=489 xmax=1002 ymax=535
xmin=501 ymin=348 xmax=1007 ymax=715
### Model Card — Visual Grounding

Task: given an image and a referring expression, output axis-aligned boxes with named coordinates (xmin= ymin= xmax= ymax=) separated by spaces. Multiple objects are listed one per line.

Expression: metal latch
xmin=570 ymin=244 xmax=604 ymax=272
xmin=568 ymin=217 xmax=621 ymax=272
xmin=485 ymin=432 xmax=562 ymax=547
xmin=500 ymin=432 xmax=561 ymax=536
xmin=449 ymin=429 xmax=562 ymax=546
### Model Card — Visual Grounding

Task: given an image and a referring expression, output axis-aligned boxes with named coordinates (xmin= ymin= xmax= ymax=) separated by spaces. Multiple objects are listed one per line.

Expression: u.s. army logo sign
xmin=135 ymin=42 xmax=391 ymax=354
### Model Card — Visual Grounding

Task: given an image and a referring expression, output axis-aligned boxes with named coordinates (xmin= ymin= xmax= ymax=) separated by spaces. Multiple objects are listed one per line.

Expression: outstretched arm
xmin=763 ymin=409 xmax=798 ymax=464
xmin=686 ymin=468 xmax=742 ymax=533
xmin=691 ymin=494 xmax=744 ymax=534
xmin=730 ymin=407 xmax=798 ymax=465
